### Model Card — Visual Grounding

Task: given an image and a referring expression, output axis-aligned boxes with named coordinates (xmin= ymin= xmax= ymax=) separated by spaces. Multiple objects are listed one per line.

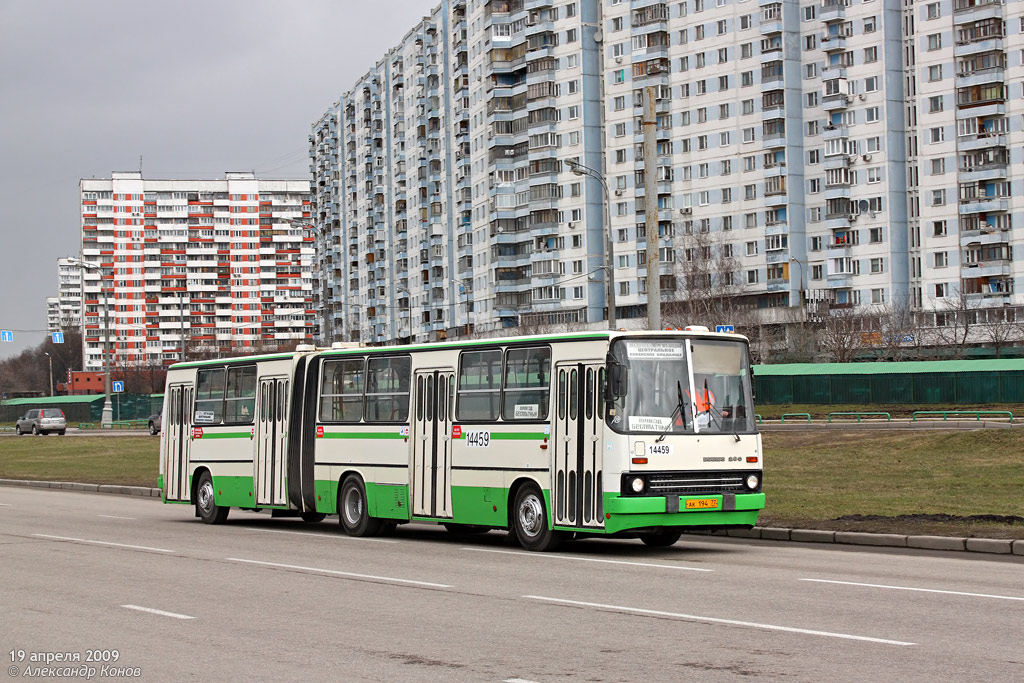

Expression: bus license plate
xmin=685 ymin=498 xmax=719 ymax=510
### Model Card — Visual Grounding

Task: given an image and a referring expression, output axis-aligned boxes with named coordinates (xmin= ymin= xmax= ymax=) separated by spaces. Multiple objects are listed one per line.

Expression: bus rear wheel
xmin=196 ymin=472 xmax=229 ymax=525
xmin=301 ymin=512 xmax=326 ymax=523
xmin=338 ymin=476 xmax=384 ymax=537
xmin=512 ymin=484 xmax=562 ymax=552
xmin=639 ymin=528 xmax=682 ymax=547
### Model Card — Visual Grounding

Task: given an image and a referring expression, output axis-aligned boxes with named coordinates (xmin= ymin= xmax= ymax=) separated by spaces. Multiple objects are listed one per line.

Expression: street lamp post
xmin=68 ymin=258 xmax=113 ymax=426
xmin=44 ymin=352 xmax=53 ymax=397
xmin=566 ymin=159 xmax=616 ymax=330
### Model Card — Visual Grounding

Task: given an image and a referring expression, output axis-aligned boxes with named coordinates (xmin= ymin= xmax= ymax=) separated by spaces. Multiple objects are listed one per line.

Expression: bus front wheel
xmin=195 ymin=472 xmax=229 ymax=525
xmin=512 ymin=484 xmax=562 ymax=552
xmin=338 ymin=476 xmax=384 ymax=537
xmin=639 ymin=528 xmax=682 ymax=547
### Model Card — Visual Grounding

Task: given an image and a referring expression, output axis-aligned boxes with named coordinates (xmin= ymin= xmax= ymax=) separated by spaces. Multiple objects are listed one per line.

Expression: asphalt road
xmin=2 ymin=487 xmax=1022 ymax=682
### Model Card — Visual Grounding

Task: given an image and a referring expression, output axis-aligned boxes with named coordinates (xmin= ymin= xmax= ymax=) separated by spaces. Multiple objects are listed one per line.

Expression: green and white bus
xmin=159 ymin=329 xmax=764 ymax=551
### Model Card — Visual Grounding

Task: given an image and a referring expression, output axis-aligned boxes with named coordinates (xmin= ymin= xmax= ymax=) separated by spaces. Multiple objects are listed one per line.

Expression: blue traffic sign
xmin=0 ymin=330 xmax=12 ymax=342
xmin=715 ymin=325 xmax=735 ymax=333
xmin=51 ymin=332 xmax=65 ymax=344
xmin=112 ymin=381 xmax=125 ymax=393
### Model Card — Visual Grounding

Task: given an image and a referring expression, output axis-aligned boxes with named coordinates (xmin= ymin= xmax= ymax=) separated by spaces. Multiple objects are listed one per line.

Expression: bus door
xmin=553 ymin=362 xmax=604 ymax=529
xmin=255 ymin=376 xmax=289 ymax=506
xmin=164 ymin=383 xmax=193 ymax=502
xmin=411 ymin=368 xmax=455 ymax=518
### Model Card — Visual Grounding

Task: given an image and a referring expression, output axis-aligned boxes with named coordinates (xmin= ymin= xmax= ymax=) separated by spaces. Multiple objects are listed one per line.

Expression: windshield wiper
xmin=656 ymin=381 xmax=687 ymax=443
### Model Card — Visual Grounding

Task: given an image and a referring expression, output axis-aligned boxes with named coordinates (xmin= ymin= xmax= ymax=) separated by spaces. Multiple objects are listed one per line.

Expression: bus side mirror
xmin=607 ymin=363 xmax=627 ymax=400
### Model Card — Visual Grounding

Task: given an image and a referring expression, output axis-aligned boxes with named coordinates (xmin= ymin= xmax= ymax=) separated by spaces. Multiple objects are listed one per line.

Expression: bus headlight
xmin=745 ymin=474 xmax=760 ymax=491
xmin=630 ymin=476 xmax=645 ymax=494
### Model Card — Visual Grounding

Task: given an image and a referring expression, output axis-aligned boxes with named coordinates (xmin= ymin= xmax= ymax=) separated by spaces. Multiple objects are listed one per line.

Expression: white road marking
xmin=504 ymin=678 xmax=541 ymax=683
xmin=0 ymin=503 xmax=12 ymax=506
xmin=523 ymin=595 xmax=915 ymax=647
xmin=121 ymin=605 xmax=194 ymax=620
xmin=463 ymin=547 xmax=712 ymax=572
xmin=245 ymin=527 xmax=398 ymax=543
xmin=33 ymin=534 xmax=173 ymax=553
xmin=225 ymin=557 xmax=452 ymax=588
xmin=98 ymin=514 xmax=136 ymax=520
xmin=801 ymin=578 xmax=1024 ymax=602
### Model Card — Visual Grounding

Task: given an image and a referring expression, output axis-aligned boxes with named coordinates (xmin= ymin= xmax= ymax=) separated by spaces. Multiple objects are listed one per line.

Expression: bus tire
xmin=338 ymin=476 xmax=384 ymax=537
xmin=512 ymin=484 xmax=562 ymax=552
xmin=300 ymin=512 xmax=326 ymax=523
xmin=639 ymin=528 xmax=682 ymax=547
xmin=195 ymin=472 xmax=229 ymax=525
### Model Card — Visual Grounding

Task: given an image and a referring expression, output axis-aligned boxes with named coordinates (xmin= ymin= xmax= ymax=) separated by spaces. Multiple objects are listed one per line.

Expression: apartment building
xmin=78 ymin=172 xmax=314 ymax=371
xmin=45 ymin=257 xmax=85 ymax=332
xmin=310 ymin=0 xmax=1023 ymax=347
xmin=910 ymin=0 xmax=1022 ymax=323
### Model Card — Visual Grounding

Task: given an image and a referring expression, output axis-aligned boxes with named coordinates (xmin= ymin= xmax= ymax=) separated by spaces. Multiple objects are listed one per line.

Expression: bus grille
xmin=647 ymin=471 xmax=752 ymax=495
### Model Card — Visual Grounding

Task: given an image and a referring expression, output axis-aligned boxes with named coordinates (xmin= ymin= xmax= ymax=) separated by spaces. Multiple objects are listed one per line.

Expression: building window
xmin=865 ymin=76 xmax=879 ymax=92
xmin=934 ymin=251 xmax=948 ymax=267
xmin=931 ymin=158 xmax=945 ymax=175
xmin=928 ymin=65 xmax=942 ymax=82
xmin=931 ymin=189 xmax=945 ymax=206
xmin=927 ymin=33 xmax=941 ymax=51
xmin=933 ymin=220 xmax=946 ymax=236
xmin=864 ymin=46 xmax=878 ymax=63
xmin=926 ymin=2 xmax=940 ymax=20
xmin=864 ymin=16 xmax=876 ymax=33
xmin=866 ymin=107 xmax=879 ymax=123
xmin=871 ymin=288 xmax=885 ymax=305
xmin=746 ymin=269 xmax=759 ymax=284
xmin=928 ymin=95 xmax=943 ymax=113
xmin=870 ymin=258 xmax=884 ymax=274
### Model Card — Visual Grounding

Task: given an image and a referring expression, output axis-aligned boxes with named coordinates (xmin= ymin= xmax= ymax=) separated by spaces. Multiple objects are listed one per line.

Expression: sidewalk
xmin=2 ymin=477 xmax=1021 ymax=556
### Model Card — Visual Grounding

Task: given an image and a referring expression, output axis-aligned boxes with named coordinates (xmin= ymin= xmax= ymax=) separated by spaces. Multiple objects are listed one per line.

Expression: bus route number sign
xmin=465 ymin=431 xmax=490 ymax=447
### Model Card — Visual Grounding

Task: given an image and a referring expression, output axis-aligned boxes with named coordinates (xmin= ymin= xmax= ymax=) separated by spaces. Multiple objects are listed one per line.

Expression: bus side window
xmin=456 ymin=349 xmax=502 ymax=421
xmin=365 ymin=356 xmax=411 ymax=422
xmin=558 ymin=370 xmax=566 ymax=420
xmin=195 ymin=368 xmax=226 ymax=425
xmin=225 ymin=366 xmax=256 ymax=424
xmin=320 ymin=358 xmax=365 ymax=423
xmin=502 ymin=346 xmax=550 ymax=420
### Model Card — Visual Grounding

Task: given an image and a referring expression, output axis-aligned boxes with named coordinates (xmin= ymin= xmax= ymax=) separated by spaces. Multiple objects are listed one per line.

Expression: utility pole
xmin=642 ymin=86 xmax=661 ymax=330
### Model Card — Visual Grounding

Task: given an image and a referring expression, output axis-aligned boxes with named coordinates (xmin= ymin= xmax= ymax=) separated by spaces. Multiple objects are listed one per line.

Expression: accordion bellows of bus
xmin=159 ymin=330 xmax=764 ymax=551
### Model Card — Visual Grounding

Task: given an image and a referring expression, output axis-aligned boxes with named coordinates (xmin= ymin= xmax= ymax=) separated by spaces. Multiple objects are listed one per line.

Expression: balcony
xmin=820 ymin=35 xmax=847 ymax=52
xmin=954 ymin=0 xmax=1006 ymax=23
xmin=956 ymin=131 xmax=1005 ymax=151
xmin=822 ymin=93 xmax=851 ymax=112
xmin=958 ymin=197 xmax=1008 ymax=214
xmin=820 ymin=1 xmax=846 ymax=22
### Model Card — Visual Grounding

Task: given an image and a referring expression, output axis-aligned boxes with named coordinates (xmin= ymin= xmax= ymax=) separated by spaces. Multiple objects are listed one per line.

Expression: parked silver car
xmin=148 ymin=410 xmax=162 ymax=436
xmin=16 ymin=408 xmax=67 ymax=436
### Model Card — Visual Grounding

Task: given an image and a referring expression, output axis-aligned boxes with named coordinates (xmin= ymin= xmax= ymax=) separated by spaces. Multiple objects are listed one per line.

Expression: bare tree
xmin=818 ymin=307 xmax=868 ymax=363
xmin=930 ymin=290 xmax=975 ymax=359
xmin=662 ymin=228 xmax=742 ymax=329
xmin=979 ymin=306 xmax=1024 ymax=358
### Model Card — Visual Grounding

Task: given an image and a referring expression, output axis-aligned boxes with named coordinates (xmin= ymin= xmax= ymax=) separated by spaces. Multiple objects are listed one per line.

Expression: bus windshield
xmin=607 ymin=338 xmax=755 ymax=435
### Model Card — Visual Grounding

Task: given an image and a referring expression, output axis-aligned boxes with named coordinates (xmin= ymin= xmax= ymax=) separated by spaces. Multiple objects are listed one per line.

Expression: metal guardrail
xmin=828 ymin=412 xmax=892 ymax=423
xmin=781 ymin=413 xmax=812 ymax=423
xmin=911 ymin=410 xmax=1014 ymax=422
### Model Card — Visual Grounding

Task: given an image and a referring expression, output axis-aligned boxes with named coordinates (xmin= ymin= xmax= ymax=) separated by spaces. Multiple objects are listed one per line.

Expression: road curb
xmin=0 ymin=478 xmax=160 ymax=498
xmin=1 ymin=479 xmax=1021 ymax=555
xmin=710 ymin=525 xmax=1023 ymax=556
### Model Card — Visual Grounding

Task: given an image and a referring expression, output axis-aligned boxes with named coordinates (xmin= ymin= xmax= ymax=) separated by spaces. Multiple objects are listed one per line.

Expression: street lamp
xmin=565 ymin=159 xmax=616 ymax=330
xmin=44 ymin=352 xmax=53 ymax=397
xmin=67 ymin=258 xmax=113 ymax=426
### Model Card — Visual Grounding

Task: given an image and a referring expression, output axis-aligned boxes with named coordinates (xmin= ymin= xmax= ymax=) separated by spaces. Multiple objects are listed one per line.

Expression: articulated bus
xmin=159 ymin=330 xmax=764 ymax=551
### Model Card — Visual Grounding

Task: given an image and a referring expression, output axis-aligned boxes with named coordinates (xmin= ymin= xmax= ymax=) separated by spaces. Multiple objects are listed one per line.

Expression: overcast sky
xmin=0 ymin=0 xmax=436 ymax=360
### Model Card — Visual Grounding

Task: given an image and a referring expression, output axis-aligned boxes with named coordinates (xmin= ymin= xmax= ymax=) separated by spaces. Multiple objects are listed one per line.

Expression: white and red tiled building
xmin=78 ymin=171 xmax=314 ymax=370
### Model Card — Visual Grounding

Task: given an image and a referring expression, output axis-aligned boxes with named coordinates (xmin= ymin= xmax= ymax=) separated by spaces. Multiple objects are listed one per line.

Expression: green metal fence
xmin=753 ymin=363 xmax=1024 ymax=406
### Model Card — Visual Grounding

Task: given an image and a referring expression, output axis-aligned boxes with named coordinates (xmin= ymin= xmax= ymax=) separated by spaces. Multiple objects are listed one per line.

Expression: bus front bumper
xmin=601 ymin=492 xmax=765 ymax=534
